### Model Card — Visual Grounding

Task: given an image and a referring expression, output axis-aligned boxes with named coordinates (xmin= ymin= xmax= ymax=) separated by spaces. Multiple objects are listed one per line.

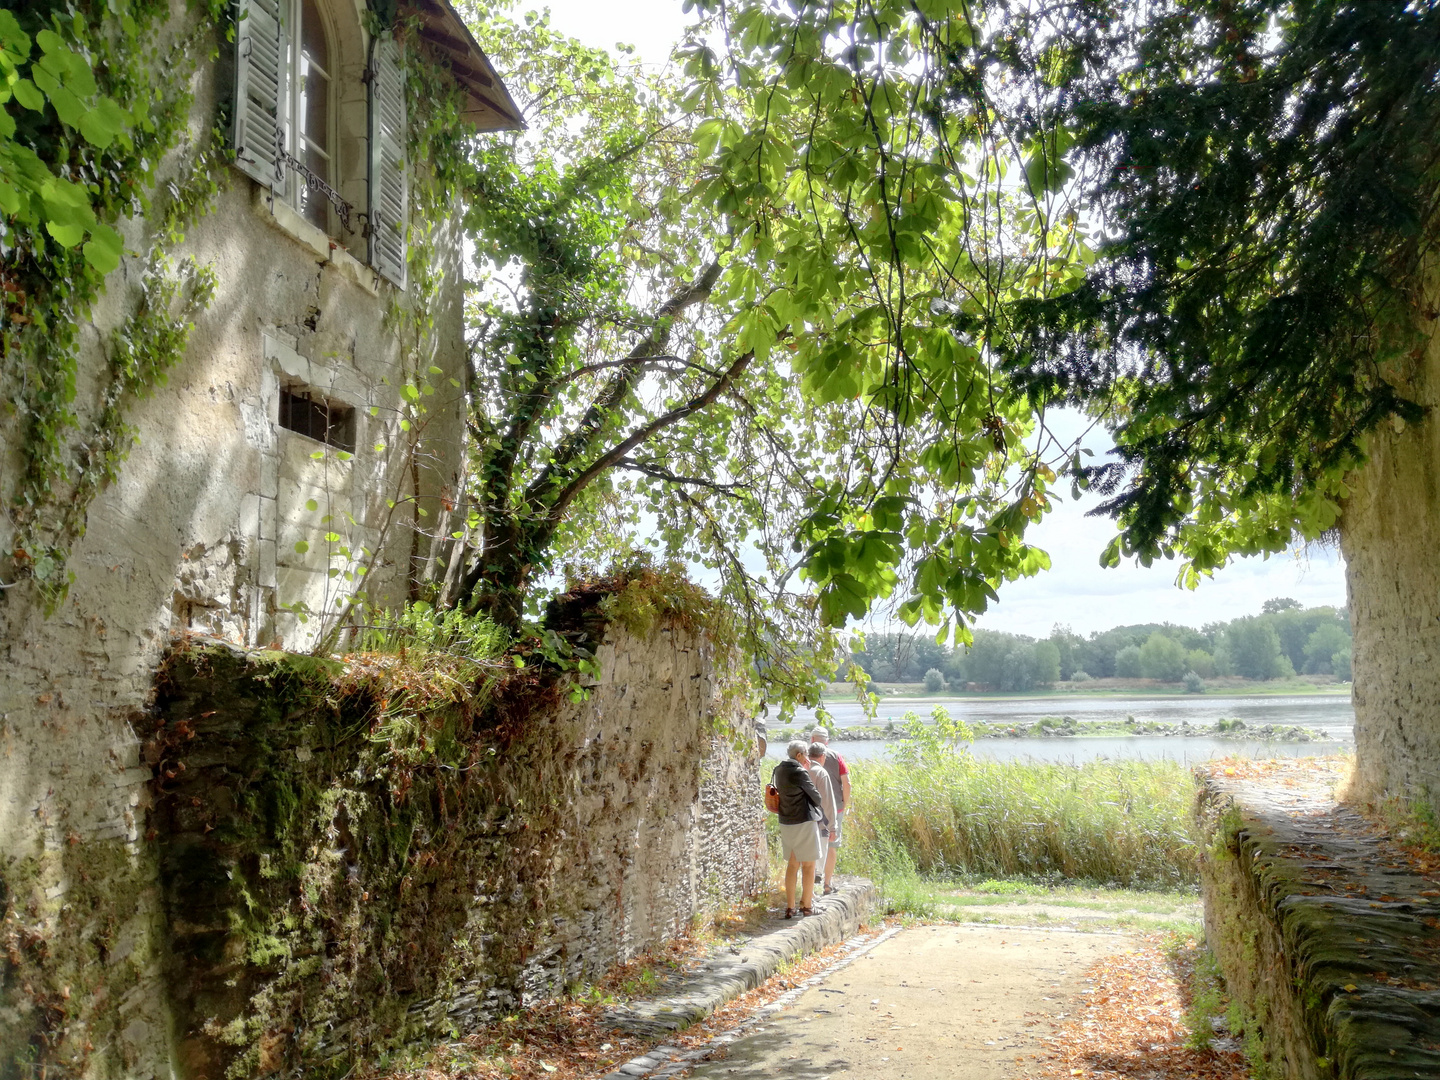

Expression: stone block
xmin=258 ymin=495 xmax=276 ymax=543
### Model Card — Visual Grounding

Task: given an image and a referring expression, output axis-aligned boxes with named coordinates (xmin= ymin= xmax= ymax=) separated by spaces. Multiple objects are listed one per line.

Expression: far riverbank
xmin=763 ymin=691 xmax=1355 ymax=765
xmin=836 ymin=674 xmax=1350 ymax=701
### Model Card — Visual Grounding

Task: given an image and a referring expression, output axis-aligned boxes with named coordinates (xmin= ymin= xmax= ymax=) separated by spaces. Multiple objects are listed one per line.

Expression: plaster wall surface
xmin=0 ymin=11 xmax=465 ymax=1074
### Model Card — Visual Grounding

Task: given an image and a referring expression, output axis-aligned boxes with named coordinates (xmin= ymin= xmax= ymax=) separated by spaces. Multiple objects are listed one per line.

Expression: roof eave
xmin=401 ymin=0 xmax=525 ymax=132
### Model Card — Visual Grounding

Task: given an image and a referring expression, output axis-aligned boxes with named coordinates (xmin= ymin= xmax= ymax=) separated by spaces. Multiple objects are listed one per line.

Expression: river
xmin=769 ymin=692 xmax=1355 ymax=765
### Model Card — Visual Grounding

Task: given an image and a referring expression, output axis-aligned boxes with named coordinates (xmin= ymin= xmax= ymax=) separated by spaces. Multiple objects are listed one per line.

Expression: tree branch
xmin=544 ymin=348 xmax=756 ymax=525
xmin=523 ymin=257 xmax=724 ymax=504
xmin=619 ymin=457 xmax=745 ymax=494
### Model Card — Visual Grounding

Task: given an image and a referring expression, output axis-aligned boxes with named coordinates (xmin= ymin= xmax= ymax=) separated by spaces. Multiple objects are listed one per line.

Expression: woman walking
xmin=773 ymin=739 xmax=825 ymax=918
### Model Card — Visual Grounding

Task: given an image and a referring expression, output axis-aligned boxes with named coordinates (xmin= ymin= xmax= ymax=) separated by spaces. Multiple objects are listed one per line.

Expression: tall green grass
xmin=831 ymin=724 xmax=1198 ymax=889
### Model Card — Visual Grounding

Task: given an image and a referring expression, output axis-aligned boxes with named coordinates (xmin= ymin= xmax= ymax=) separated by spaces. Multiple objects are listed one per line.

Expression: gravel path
xmin=671 ymin=924 xmax=1132 ymax=1079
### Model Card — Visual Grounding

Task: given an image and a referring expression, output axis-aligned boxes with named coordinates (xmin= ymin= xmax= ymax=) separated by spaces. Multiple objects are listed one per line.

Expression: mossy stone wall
xmin=1196 ymin=763 xmax=1440 ymax=1080
xmin=146 ymin=621 xmax=764 ymax=1079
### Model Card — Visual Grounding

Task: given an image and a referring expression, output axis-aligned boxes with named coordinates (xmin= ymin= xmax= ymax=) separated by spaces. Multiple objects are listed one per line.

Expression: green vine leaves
xmin=2 ymin=0 xmax=227 ymax=608
xmin=0 ymin=9 xmax=139 ymax=274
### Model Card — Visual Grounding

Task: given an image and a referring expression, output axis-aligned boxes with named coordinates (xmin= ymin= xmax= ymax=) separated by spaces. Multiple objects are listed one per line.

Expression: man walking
xmin=809 ymin=726 xmax=850 ymax=889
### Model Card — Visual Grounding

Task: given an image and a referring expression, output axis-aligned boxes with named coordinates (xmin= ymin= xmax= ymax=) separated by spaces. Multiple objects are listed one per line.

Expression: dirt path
xmin=683 ymin=924 xmax=1132 ymax=1079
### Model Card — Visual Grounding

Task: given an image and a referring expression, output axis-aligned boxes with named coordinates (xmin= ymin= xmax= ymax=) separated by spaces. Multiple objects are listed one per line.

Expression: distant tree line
xmin=849 ymin=599 xmax=1352 ymax=691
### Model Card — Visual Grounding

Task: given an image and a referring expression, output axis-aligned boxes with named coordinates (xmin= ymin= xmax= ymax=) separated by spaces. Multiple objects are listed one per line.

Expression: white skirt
xmin=779 ymin=820 xmax=822 ymax=862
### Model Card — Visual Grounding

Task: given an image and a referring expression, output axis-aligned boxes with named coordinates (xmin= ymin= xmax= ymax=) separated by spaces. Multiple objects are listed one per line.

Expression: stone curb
xmin=598 ymin=908 xmax=897 ymax=1080
xmin=597 ymin=879 xmax=880 ymax=1070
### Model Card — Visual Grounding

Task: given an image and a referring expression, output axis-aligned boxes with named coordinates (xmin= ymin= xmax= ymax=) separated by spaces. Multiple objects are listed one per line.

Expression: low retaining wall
xmin=605 ymin=880 xmax=880 ymax=1038
xmin=1195 ymin=759 xmax=1440 ymax=1080
xmin=149 ymin=619 xmax=766 ymax=1078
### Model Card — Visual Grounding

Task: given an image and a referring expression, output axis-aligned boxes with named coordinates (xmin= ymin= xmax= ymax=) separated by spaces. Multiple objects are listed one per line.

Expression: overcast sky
xmin=509 ymin=0 xmax=1350 ymax=639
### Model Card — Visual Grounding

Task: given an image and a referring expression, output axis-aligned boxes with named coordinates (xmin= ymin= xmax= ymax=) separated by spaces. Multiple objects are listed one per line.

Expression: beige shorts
xmin=779 ymin=821 xmax=823 ymax=862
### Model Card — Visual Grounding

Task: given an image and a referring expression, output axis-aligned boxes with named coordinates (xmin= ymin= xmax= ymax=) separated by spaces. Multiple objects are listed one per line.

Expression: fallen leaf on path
xmin=1027 ymin=935 xmax=1248 ymax=1080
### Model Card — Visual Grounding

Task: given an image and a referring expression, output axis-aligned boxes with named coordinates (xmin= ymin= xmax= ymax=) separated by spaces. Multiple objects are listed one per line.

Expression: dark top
xmin=773 ymin=757 xmax=824 ymax=826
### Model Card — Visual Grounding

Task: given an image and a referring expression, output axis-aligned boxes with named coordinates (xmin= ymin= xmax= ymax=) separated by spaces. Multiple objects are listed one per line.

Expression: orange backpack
xmin=764 ymin=767 xmax=781 ymax=814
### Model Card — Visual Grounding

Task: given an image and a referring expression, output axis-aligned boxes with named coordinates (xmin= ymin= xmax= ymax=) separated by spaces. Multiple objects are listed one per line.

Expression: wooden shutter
xmin=233 ymin=0 xmax=288 ymax=189
xmin=368 ymin=33 xmax=408 ymax=288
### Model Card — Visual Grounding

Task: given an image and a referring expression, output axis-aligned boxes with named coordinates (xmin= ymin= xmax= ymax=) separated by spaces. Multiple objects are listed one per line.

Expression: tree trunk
xmin=1340 ymin=302 xmax=1440 ymax=812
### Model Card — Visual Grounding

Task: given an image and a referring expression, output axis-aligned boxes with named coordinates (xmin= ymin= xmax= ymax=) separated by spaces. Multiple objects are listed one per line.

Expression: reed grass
xmin=828 ymin=737 xmax=1199 ymax=890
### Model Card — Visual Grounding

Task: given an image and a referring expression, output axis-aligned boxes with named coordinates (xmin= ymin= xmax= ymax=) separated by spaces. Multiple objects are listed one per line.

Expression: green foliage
xmin=922 ymin=667 xmax=944 ymax=693
xmin=1006 ymin=0 xmax=1440 ymax=577
xmin=849 ymin=605 xmax=1348 ymax=688
xmin=1224 ymin=618 xmax=1290 ymax=681
xmin=685 ymin=0 xmax=1089 ymax=641
xmin=446 ymin=0 xmax=1098 ymax=695
xmin=1303 ymin=623 xmax=1351 ymax=676
xmin=354 ymin=602 xmax=506 ymax=663
xmin=1332 ymin=648 xmax=1352 ymax=681
xmin=842 ymin=731 xmax=1198 ymax=888
xmin=0 ymin=9 xmax=134 ymax=272
xmin=1183 ymin=670 xmax=1206 ymax=694
xmin=1 ymin=0 xmax=227 ymax=605
xmin=1178 ymin=941 xmax=1228 ymax=1051
xmin=1139 ymin=632 xmax=1188 ymax=682
xmin=1031 ymin=640 xmax=1061 ymax=685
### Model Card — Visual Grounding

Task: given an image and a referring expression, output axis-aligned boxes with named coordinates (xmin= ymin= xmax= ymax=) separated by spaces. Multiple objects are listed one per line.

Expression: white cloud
xmin=978 ymin=410 xmax=1347 ymax=638
xmin=513 ymin=0 xmax=689 ymax=67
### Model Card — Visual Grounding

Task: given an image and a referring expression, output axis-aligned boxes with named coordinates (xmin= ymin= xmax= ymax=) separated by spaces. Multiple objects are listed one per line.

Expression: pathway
xmin=680 ymin=924 xmax=1127 ymax=1080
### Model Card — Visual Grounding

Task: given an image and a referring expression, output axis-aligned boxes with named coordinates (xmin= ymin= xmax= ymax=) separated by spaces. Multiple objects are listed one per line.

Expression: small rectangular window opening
xmin=279 ymin=386 xmax=356 ymax=453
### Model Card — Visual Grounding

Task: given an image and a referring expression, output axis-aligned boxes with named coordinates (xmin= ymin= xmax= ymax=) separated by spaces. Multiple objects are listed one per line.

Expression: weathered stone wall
xmin=1196 ymin=760 xmax=1440 ymax=1080
xmin=146 ymin=621 xmax=765 ymax=1079
xmin=1339 ymin=302 xmax=1440 ymax=812
xmin=0 ymin=14 xmax=466 ymax=1076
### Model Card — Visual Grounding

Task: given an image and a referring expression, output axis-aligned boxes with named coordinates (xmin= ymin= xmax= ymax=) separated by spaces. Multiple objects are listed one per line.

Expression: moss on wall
xmin=1196 ymin=768 xmax=1440 ymax=1080
xmin=1 ymin=837 xmax=169 ymax=1080
xmin=142 ymin=613 xmax=761 ymax=1079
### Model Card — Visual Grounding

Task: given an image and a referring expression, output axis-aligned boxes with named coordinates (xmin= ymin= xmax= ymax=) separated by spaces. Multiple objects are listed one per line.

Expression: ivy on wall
xmin=0 ymin=0 xmax=230 ymax=608
xmin=1 ymin=0 xmax=474 ymax=620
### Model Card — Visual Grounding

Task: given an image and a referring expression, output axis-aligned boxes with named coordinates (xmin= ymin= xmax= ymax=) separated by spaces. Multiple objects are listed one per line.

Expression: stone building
xmin=0 ymin=1 xmax=536 ymax=1074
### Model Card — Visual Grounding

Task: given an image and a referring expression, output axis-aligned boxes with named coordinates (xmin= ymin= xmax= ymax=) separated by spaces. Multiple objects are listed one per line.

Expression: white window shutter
xmin=233 ymin=0 xmax=287 ymax=189
xmin=368 ymin=33 xmax=408 ymax=289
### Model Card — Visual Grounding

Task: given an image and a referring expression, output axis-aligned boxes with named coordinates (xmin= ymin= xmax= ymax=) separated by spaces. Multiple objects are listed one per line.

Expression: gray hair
xmin=786 ymin=739 xmax=809 ymax=761
xmin=808 ymin=742 xmax=827 ymax=761
xmin=810 ymin=727 xmax=830 ymax=742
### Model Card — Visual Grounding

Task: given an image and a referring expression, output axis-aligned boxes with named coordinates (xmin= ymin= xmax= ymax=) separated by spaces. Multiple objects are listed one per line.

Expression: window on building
xmin=291 ymin=0 xmax=333 ymax=231
xmin=278 ymin=386 xmax=355 ymax=452
xmin=233 ymin=0 xmax=413 ymax=286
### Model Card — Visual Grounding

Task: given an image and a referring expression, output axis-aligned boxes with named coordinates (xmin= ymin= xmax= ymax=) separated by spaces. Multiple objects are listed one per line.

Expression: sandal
xmin=783 ymin=907 xmax=795 ymax=920
xmin=799 ymin=906 xmax=814 ymax=917
xmin=823 ymin=886 xmax=837 ymax=896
